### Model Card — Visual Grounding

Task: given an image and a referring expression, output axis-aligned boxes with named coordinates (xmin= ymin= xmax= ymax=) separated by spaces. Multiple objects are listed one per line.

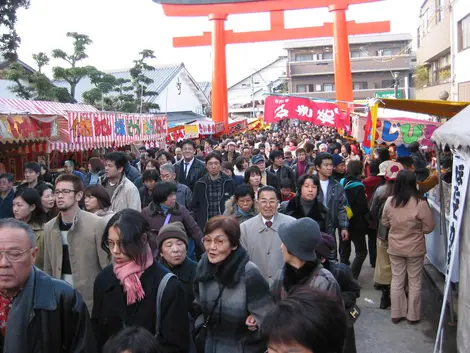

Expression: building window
xmin=351 ymin=51 xmax=367 ymax=58
xmin=322 ymin=52 xmax=333 ymax=60
xmin=296 ymin=84 xmax=314 ymax=93
xmin=323 ymin=83 xmax=335 ymax=92
xmin=436 ymin=0 xmax=444 ymax=23
xmin=353 ymin=82 xmax=368 ymax=90
xmin=378 ymin=48 xmax=399 ymax=56
xmin=315 ymin=84 xmax=323 ymax=92
xmin=381 ymin=80 xmax=395 ymax=89
xmin=294 ymin=53 xmax=314 ymax=62
xmin=458 ymin=14 xmax=470 ymax=51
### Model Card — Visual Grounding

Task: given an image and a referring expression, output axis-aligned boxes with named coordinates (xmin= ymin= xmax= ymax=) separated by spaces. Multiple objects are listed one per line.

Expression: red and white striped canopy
xmin=0 ymin=98 xmax=98 ymax=116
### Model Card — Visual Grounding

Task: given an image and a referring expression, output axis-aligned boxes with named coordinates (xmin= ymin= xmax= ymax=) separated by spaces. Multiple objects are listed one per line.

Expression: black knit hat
xmin=278 ymin=217 xmax=321 ymax=262
xmin=157 ymin=222 xmax=188 ymax=250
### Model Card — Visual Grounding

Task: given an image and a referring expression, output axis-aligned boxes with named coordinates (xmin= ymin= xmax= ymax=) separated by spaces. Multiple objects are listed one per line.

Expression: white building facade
xmin=452 ymin=0 xmax=470 ymax=101
xmin=228 ymin=56 xmax=287 ymax=118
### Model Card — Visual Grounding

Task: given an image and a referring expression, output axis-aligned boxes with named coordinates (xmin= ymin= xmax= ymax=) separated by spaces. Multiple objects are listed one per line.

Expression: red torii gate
xmin=153 ymin=0 xmax=390 ymax=133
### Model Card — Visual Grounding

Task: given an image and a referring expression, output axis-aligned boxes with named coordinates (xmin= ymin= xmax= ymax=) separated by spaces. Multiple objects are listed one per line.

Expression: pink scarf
xmin=113 ymin=246 xmax=153 ymax=305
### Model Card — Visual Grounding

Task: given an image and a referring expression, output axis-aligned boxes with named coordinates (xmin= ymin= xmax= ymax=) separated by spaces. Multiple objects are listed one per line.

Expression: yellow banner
xmin=184 ymin=125 xmax=199 ymax=138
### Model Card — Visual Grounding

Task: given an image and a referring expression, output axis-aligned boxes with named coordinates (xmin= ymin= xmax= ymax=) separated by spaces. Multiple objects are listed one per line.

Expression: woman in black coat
xmin=92 ymin=209 xmax=190 ymax=352
xmin=282 ymin=174 xmax=332 ymax=234
xmin=156 ymin=221 xmax=198 ymax=318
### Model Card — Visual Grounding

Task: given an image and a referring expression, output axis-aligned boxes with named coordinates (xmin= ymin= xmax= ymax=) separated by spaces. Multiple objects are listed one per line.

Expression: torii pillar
xmin=153 ymin=0 xmax=390 ymax=133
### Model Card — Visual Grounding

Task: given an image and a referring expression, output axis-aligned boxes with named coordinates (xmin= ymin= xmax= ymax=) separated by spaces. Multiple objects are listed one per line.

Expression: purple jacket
xmin=142 ymin=202 xmax=204 ymax=257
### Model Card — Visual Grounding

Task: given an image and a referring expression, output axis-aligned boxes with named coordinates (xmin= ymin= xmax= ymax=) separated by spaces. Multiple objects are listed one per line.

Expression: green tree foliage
xmin=0 ymin=0 xmax=30 ymax=62
xmin=82 ymin=67 xmax=118 ymax=109
xmin=4 ymin=52 xmax=72 ymax=102
xmin=52 ymin=32 xmax=93 ymax=100
xmin=128 ymin=49 xmax=160 ymax=113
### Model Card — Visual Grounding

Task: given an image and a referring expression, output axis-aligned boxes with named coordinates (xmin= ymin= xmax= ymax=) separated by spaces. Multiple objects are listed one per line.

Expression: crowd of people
xmin=0 ymin=122 xmax=441 ymax=353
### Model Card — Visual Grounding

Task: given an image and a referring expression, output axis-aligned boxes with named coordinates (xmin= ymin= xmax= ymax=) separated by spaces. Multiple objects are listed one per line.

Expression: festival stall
xmin=0 ymin=98 xmax=98 ymax=180
xmin=431 ymin=105 xmax=470 ymax=353
xmin=0 ymin=98 xmax=168 ymax=179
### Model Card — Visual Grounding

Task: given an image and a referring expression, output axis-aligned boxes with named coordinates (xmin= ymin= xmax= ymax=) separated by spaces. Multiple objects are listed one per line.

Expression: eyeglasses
xmin=259 ymin=200 xmax=278 ymax=207
xmin=54 ymin=189 xmax=76 ymax=196
xmin=0 ymin=248 xmax=31 ymax=262
xmin=202 ymin=237 xmax=227 ymax=247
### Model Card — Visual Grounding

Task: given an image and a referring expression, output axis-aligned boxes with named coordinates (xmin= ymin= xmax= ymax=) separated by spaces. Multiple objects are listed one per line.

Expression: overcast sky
xmin=15 ymin=0 xmax=421 ymax=85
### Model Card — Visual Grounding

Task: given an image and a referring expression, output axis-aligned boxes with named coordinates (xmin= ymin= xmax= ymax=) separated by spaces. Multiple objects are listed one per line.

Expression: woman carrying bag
xmin=194 ymin=215 xmax=273 ymax=353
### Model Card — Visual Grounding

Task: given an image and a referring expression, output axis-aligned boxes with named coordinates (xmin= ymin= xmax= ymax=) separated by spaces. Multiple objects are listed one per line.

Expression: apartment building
xmin=284 ymin=33 xmax=415 ymax=101
xmin=416 ymin=0 xmax=451 ymax=100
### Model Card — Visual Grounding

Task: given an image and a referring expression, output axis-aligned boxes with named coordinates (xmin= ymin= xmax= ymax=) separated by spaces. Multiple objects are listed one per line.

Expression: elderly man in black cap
xmin=270 ymin=217 xmax=341 ymax=301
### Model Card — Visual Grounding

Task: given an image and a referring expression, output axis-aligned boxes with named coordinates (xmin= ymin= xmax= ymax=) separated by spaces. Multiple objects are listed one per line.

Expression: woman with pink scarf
xmin=91 ymin=209 xmax=190 ymax=352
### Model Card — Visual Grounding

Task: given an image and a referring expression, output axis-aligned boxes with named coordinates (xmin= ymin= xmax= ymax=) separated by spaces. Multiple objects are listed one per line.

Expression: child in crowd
xmin=280 ymin=178 xmax=296 ymax=202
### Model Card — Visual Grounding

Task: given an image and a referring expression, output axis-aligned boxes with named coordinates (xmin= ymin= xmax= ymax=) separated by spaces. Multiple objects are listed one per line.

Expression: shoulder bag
xmin=194 ymin=285 xmax=225 ymax=353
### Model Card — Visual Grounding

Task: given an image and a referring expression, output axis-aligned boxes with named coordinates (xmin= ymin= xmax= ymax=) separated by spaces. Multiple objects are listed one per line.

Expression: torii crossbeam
xmin=153 ymin=0 xmax=390 ymax=133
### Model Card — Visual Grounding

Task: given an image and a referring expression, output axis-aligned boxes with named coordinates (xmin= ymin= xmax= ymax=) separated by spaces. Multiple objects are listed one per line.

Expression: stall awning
xmin=377 ymin=99 xmax=470 ymax=118
xmin=432 ymin=105 xmax=470 ymax=149
xmin=0 ymin=98 xmax=98 ymax=116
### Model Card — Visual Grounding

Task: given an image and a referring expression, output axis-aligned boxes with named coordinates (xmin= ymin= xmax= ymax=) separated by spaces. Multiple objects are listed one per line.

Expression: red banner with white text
xmin=264 ymin=95 xmax=350 ymax=131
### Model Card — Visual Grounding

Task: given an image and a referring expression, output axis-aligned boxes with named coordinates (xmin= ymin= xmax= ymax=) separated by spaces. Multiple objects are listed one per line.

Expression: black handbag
xmin=194 ymin=286 xmax=225 ymax=353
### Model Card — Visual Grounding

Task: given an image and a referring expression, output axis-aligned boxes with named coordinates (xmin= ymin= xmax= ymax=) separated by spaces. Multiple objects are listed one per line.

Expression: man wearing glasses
xmin=43 ymin=174 xmax=109 ymax=312
xmin=174 ymin=139 xmax=207 ymax=191
xmin=240 ymin=186 xmax=295 ymax=286
xmin=0 ymin=218 xmax=97 ymax=352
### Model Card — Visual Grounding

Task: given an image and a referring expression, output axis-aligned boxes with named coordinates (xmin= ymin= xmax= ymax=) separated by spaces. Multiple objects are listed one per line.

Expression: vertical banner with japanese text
xmin=434 ymin=151 xmax=470 ymax=353
xmin=263 ymin=95 xmax=348 ymax=130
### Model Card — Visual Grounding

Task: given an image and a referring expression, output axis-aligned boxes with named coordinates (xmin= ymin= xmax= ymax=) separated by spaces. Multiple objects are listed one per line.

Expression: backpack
xmin=340 ymin=178 xmax=365 ymax=220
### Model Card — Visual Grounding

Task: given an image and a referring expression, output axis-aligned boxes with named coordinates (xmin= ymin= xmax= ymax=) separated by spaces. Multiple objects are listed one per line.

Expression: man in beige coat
xmin=102 ymin=151 xmax=141 ymax=212
xmin=44 ymin=174 xmax=109 ymax=312
xmin=240 ymin=186 xmax=296 ymax=286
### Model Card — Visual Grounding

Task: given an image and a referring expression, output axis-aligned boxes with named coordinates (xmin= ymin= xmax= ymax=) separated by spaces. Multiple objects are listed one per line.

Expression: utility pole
xmin=393 ymin=72 xmax=400 ymax=98
xmin=251 ymin=74 xmax=255 ymax=118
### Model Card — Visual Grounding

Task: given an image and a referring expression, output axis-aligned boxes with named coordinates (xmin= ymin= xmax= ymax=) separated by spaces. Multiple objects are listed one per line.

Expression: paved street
xmin=354 ymin=260 xmax=457 ymax=353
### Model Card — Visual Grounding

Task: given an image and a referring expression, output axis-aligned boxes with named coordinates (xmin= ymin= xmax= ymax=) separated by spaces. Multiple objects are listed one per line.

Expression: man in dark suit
xmin=174 ymin=139 xmax=207 ymax=191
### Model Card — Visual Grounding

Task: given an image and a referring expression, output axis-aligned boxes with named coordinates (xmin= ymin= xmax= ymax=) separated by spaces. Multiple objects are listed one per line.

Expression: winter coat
xmin=0 ymin=189 xmax=14 ymax=219
xmin=139 ymin=186 xmax=154 ymax=209
xmin=270 ymin=262 xmax=341 ymax=302
xmin=191 ymin=173 xmax=235 ymax=231
xmin=43 ymin=210 xmax=110 ymax=312
xmin=92 ymin=262 xmax=190 ymax=353
xmin=282 ymin=195 xmax=332 ymax=235
xmin=0 ymin=267 xmax=97 ymax=353
xmin=222 ymin=151 xmax=240 ymax=162
xmin=240 ymin=213 xmax=296 ymax=286
xmin=267 ymin=165 xmax=294 ymax=186
xmin=340 ymin=176 xmax=369 ymax=234
xmin=177 ymin=182 xmax=193 ymax=209
xmin=175 ymin=158 xmax=207 ymax=191
xmin=323 ymin=260 xmax=361 ymax=310
xmin=291 ymin=161 xmax=314 ymax=181
xmin=125 ymin=163 xmax=141 ymax=183
xmin=410 ymin=151 xmax=429 ymax=182
xmin=223 ymin=197 xmax=258 ymax=224
xmin=316 ymin=178 xmax=349 ymax=233
xmin=142 ymin=201 xmax=205 ymax=257
xmin=160 ymin=256 xmax=198 ymax=317
xmin=30 ymin=222 xmax=45 ymax=271
xmin=362 ymin=175 xmax=383 ymax=202
xmin=382 ymin=196 xmax=435 ymax=258
xmin=102 ymin=174 xmax=141 ymax=212
xmin=194 ymin=247 xmax=273 ymax=353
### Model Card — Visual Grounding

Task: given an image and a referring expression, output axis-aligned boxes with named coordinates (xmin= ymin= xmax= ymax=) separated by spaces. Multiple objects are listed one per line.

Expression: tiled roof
xmin=166 ymin=110 xmax=210 ymax=127
xmin=197 ymin=81 xmax=211 ymax=101
xmin=54 ymin=63 xmax=184 ymax=104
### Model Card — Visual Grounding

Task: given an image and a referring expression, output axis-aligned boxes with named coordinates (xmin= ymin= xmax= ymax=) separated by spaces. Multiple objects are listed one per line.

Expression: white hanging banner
xmin=434 ymin=151 xmax=470 ymax=353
